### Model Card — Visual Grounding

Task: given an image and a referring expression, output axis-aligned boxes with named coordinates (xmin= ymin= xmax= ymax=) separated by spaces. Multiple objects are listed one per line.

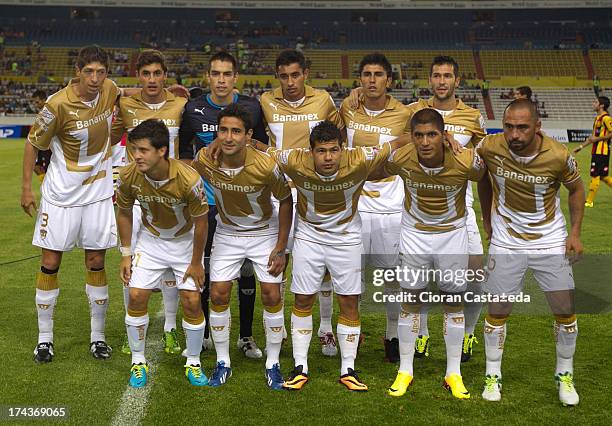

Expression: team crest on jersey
xmin=473 ymin=153 xmax=485 ymax=170
xmin=40 ymin=106 xmax=55 ymax=125
xmin=479 ymin=114 xmax=487 ymax=131
xmin=277 ymin=149 xmax=292 ymax=166
xmin=192 ymin=181 xmax=206 ymax=205
xmin=362 ymin=145 xmax=379 ymax=161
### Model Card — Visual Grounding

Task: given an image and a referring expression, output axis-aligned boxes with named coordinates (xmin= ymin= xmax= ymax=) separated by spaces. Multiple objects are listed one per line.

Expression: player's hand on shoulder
xmin=168 ymin=84 xmax=190 ymax=99
xmin=445 ymin=131 xmax=464 ymax=155
xmin=206 ymin=137 xmax=222 ymax=162
xmin=20 ymin=189 xmax=37 ymax=217
xmin=267 ymin=246 xmax=286 ymax=277
xmin=184 ymin=262 xmax=205 ymax=290
xmin=347 ymin=87 xmax=363 ymax=110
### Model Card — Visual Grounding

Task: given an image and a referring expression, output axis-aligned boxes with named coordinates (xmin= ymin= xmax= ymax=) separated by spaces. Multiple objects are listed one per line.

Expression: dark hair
xmin=410 ymin=108 xmax=445 ymax=134
xmin=76 ymin=45 xmax=109 ymax=71
xmin=516 ymin=86 xmax=532 ymax=99
xmin=136 ymin=49 xmax=167 ymax=73
xmin=597 ymin=96 xmax=610 ymax=111
xmin=128 ymin=119 xmax=170 ymax=159
xmin=358 ymin=53 xmax=392 ymax=77
xmin=32 ymin=89 xmax=46 ymax=99
xmin=504 ymin=98 xmax=539 ymax=120
xmin=276 ymin=49 xmax=308 ymax=72
xmin=189 ymin=87 xmax=204 ymax=99
xmin=208 ymin=51 xmax=237 ymax=73
xmin=309 ymin=121 xmax=342 ymax=149
xmin=429 ymin=55 xmax=459 ymax=78
xmin=217 ymin=103 xmax=253 ymax=132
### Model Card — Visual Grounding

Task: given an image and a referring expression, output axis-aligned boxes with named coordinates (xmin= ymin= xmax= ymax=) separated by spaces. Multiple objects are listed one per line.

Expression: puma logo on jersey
xmin=268 ymin=102 xmax=279 ymax=112
xmin=346 ymin=110 xmax=355 ymax=118
xmin=127 ymin=109 xmax=137 ymax=116
xmin=69 ymin=110 xmax=80 ymax=119
xmin=272 ymin=113 xmax=318 ymax=122
xmin=444 ymin=124 xmax=466 ymax=134
xmin=131 ymin=184 xmax=142 ymax=192
xmin=494 ymin=155 xmax=506 ymax=167
xmin=194 ymin=107 xmax=205 ymax=115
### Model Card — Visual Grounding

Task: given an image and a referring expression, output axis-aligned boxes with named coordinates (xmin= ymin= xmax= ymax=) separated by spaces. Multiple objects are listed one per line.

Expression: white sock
xmin=210 ymin=306 xmax=231 ymax=367
xmin=264 ymin=307 xmax=285 ymax=369
xmin=126 ymin=313 xmax=149 ymax=365
xmin=161 ymin=275 xmax=179 ymax=332
xmin=464 ymin=281 xmax=483 ymax=335
xmin=484 ymin=319 xmax=506 ymax=377
xmin=555 ymin=320 xmax=578 ymax=375
xmin=443 ymin=310 xmax=465 ymax=377
xmin=318 ymin=279 xmax=333 ymax=335
xmin=122 ymin=286 xmax=130 ymax=310
xmin=86 ymin=284 xmax=108 ymax=342
xmin=385 ymin=283 xmax=400 ymax=339
xmin=182 ymin=317 xmax=205 ymax=366
xmin=398 ymin=309 xmax=419 ymax=375
xmin=337 ymin=320 xmax=360 ymax=375
xmin=36 ymin=288 xmax=59 ymax=343
xmin=419 ymin=303 xmax=430 ymax=336
xmin=291 ymin=310 xmax=312 ymax=374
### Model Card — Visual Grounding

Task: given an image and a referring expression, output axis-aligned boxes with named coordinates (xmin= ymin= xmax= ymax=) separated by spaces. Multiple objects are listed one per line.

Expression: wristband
xmin=119 ymin=246 xmax=133 ymax=257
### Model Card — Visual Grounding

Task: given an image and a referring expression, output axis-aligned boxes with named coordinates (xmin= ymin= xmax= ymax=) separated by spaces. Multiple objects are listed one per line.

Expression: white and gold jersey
xmin=116 ymin=159 xmax=208 ymax=239
xmin=112 ymin=89 xmax=186 ymax=162
xmin=385 ymin=144 xmax=486 ymax=233
xmin=260 ymin=85 xmax=344 ymax=150
xmin=192 ymin=146 xmax=291 ymax=237
xmin=268 ymin=143 xmax=392 ymax=246
xmin=477 ymin=132 xmax=580 ymax=249
xmin=407 ymin=97 xmax=487 ymax=207
xmin=28 ymin=78 xmax=120 ymax=206
xmin=340 ymin=95 xmax=411 ymax=213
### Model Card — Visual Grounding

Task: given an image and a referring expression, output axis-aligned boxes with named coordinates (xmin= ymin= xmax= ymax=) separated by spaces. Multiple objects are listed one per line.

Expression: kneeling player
xmin=376 ymin=109 xmax=486 ymax=399
xmin=117 ymin=119 xmax=209 ymax=388
xmin=192 ymin=104 xmax=293 ymax=390
xmin=477 ymin=100 xmax=584 ymax=406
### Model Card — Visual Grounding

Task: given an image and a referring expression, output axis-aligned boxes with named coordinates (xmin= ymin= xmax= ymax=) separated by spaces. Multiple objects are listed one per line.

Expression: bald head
xmin=504 ymin=99 xmax=538 ymax=123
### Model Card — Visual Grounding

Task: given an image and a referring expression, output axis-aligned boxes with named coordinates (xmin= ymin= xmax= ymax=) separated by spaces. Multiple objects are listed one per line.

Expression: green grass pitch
xmin=0 ymin=138 xmax=610 ymax=424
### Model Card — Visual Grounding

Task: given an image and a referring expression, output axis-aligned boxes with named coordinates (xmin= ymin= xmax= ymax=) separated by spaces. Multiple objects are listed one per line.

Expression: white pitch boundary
xmin=110 ymin=310 xmax=165 ymax=426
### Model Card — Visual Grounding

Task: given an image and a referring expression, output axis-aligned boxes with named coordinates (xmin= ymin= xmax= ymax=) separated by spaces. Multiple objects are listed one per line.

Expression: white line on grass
xmin=111 ymin=310 xmax=165 ymax=426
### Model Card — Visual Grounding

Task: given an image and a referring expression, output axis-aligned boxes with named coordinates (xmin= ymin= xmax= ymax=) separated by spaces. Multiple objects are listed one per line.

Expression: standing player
xmin=573 ymin=96 xmax=612 ymax=208
xmin=117 ymin=119 xmax=209 ymax=388
xmin=192 ymin=104 xmax=293 ymax=389
xmin=339 ymin=53 xmax=412 ymax=363
xmin=31 ymin=90 xmax=52 ymax=182
xmin=260 ymin=49 xmax=345 ymax=357
xmin=112 ymin=49 xmax=187 ymax=356
xmin=179 ymin=51 xmax=267 ymax=357
xmin=248 ymin=121 xmax=408 ymax=391
xmin=21 ymin=45 xmax=119 ymax=362
xmin=377 ymin=109 xmax=485 ymax=399
xmin=477 ymin=99 xmax=584 ymax=406
xmin=406 ymin=56 xmax=487 ymax=361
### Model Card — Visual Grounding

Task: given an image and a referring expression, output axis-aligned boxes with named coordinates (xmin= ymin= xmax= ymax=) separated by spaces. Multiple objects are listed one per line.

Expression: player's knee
xmin=337 ymin=294 xmax=359 ymax=320
xmin=180 ymin=290 xmax=203 ymax=316
xmin=40 ymin=251 xmax=61 ymax=271
xmin=85 ymin=251 xmax=105 ymax=270
xmin=260 ymin=285 xmax=281 ymax=307
xmin=294 ymin=294 xmax=315 ymax=311
xmin=210 ymin=285 xmax=231 ymax=306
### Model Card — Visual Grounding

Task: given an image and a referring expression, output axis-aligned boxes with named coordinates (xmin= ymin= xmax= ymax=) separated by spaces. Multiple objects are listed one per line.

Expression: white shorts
xmin=131 ymin=203 xmax=143 ymax=246
xmin=291 ymin=238 xmax=363 ymax=295
xmin=466 ymin=207 xmax=484 ymax=256
xmin=361 ymin=211 xmax=401 ymax=268
xmin=399 ymin=227 xmax=469 ymax=293
xmin=273 ymin=188 xmax=298 ymax=253
xmin=484 ymin=244 xmax=575 ymax=296
xmin=210 ymin=233 xmax=283 ymax=284
xmin=32 ymin=197 xmax=117 ymax=251
xmin=130 ymin=231 xmax=198 ymax=291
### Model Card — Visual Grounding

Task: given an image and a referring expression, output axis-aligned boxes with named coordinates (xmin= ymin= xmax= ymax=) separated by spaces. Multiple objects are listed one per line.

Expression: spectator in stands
xmin=593 ymin=75 xmax=600 ymax=97
xmin=514 ymin=86 xmax=532 ymax=101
